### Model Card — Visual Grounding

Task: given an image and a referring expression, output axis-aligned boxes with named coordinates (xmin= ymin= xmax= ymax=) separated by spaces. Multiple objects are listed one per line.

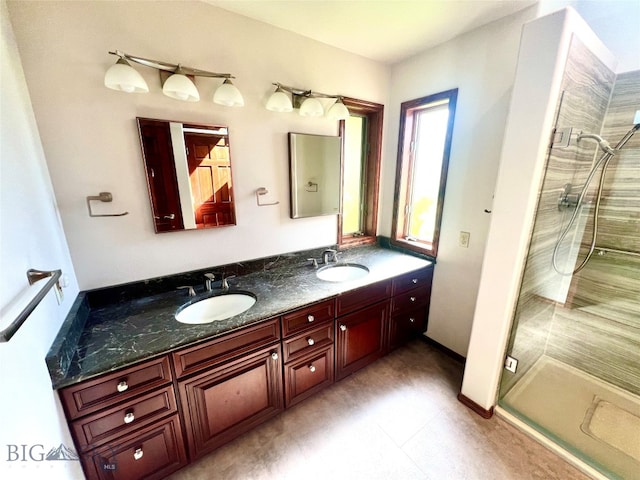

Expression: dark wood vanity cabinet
xmin=388 ymin=267 xmax=433 ymax=350
xmin=172 ymin=318 xmax=283 ymax=461
xmin=281 ymin=300 xmax=335 ymax=407
xmin=60 ymin=357 xmax=187 ymax=480
xmin=58 ymin=265 xmax=433 ymax=479
xmin=335 ymin=280 xmax=392 ymax=381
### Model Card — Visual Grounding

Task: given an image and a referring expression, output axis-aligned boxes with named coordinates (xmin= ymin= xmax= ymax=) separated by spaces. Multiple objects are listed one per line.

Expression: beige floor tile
xmin=168 ymin=340 xmax=591 ymax=480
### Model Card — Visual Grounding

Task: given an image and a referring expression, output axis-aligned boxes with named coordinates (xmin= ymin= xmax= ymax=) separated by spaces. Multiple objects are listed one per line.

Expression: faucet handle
xmin=177 ymin=285 xmax=196 ymax=297
xmin=221 ymin=274 xmax=236 ymax=289
xmin=204 ymin=272 xmax=216 ymax=280
xmin=307 ymin=258 xmax=319 ymax=268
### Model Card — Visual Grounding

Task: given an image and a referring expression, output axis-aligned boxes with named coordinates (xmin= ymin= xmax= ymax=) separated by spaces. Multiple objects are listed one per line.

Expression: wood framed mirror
xmin=137 ymin=118 xmax=236 ymax=233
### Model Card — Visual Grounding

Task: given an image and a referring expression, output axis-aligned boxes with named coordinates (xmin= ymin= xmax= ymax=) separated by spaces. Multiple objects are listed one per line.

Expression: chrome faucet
xmin=322 ymin=249 xmax=338 ymax=264
xmin=177 ymin=285 xmax=196 ymax=297
xmin=204 ymin=273 xmax=216 ymax=292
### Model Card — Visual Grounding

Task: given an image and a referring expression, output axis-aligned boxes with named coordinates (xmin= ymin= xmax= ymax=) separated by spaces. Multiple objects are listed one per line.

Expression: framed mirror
xmin=288 ymin=133 xmax=341 ymax=219
xmin=137 ymin=118 xmax=236 ymax=233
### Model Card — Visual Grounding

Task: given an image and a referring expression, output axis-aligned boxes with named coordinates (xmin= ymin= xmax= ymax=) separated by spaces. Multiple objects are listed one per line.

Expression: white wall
xmin=0 ymin=1 xmax=82 ymax=478
xmin=380 ymin=6 xmax=538 ymax=356
xmin=6 ymin=0 xmax=389 ymax=290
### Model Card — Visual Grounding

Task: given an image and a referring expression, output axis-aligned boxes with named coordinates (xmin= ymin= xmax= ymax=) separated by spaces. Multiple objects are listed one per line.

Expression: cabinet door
xmin=178 ymin=344 xmax=284 ymax=460
xmin=335 ymin=301 xmax=388 ymax=381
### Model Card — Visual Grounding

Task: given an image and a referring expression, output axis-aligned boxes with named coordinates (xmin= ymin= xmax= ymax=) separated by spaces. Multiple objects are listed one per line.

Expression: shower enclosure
xmin=497 ymin=33 xmax=640 ymax=480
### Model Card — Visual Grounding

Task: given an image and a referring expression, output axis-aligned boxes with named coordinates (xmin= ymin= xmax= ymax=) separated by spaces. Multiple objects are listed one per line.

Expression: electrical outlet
xmin=459 ymin=231 xmax=470 ymax=248
xmin=505 ymin=355 xmax=518 ymax=373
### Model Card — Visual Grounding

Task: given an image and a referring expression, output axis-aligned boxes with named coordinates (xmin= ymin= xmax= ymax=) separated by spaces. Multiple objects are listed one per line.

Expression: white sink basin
xmin=176 ymin=293 xmax=256 ymax=324
xmin=316 ymin=263 xmax=369 ymax=282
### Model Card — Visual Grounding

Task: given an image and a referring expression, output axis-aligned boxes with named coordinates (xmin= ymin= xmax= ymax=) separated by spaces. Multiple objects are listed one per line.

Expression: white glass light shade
xmin=327 ymin=99 xmax=350 ymax=120
xmin=266 ymin=89 xmax=293 ymax=112
xmin=299 ymin=97 xmax=324 ymax=117
xmin=104 ymin=60 xmax=149 ymax=93
xmin=162 ymin=73 xmax=199 ymax=102
xmin=213 ymin=79 xmax=244 ymax=107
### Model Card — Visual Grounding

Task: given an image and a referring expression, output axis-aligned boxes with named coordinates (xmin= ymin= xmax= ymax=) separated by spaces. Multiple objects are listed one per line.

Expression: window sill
xmin=390 ymin=237 xmax=436 ymax=258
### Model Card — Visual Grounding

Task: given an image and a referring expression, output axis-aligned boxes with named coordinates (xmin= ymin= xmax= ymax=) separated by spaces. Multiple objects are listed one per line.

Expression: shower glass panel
xmin=497 ymin=36 xmax=640 ymax=480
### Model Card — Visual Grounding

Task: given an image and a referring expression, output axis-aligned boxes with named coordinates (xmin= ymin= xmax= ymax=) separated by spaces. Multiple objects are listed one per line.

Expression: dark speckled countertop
xmin=46 ymin=244 xmax=432 ymax=389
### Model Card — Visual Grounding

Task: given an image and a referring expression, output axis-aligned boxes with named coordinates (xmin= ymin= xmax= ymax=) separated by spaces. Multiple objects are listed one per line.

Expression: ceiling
xmin=204 ymin=0 xmax=539 ymax=64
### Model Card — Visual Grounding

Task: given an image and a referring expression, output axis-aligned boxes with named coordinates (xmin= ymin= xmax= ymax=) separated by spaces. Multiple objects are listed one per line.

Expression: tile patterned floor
xmin=168 ymin=340 xmax=591 ymax=480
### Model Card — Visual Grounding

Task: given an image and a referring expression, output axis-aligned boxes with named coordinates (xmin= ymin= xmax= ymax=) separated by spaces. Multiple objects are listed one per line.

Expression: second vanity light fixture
xmin=104 ymin=50 xmax=244 ymax=106
xmin=266 ymin=83 xmax=350 ymax=120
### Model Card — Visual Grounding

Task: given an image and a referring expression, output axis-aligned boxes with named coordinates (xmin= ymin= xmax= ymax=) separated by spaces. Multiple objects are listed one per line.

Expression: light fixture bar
xmin=272 ymin=82 xmax=341 ymax=100
xmin=109 ymin=50 xmax=234 ymax=78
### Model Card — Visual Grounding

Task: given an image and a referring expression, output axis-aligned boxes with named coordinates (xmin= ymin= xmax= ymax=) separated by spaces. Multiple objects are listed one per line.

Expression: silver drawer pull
xmin=409 ymin=317 xmax=415 ymax=323
xmin=307 ymin=315 xmax=315 ymax=322
xmin=307 ymin=337 xmax=315 ymax=346
xmin=271 ymin=352 xmax=279 ymax=360
xmin=124 ymin=412 xmax=135 ymax=424
xmin=133 ymin=448 xmax=143 ymax=460
xmin=412 ymin=278 xmax=418 ymax=284
xmin=339 ymin=324 xmax=347 ymax=332
xmin=116 ymin=380 xmax=128 ymax=393
xmin=410 ymin=296 xmax=416 ymax=302
xmin=309 ymin=365 xmax=316 ymax=373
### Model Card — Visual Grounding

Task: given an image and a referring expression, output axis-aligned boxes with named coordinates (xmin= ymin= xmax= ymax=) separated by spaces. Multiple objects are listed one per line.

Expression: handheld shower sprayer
xmin=577 ymin=132 xmax=615 ymax=155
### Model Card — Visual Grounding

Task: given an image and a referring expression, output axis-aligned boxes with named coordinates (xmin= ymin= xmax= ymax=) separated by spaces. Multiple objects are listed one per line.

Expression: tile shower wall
xmin=546 ymin=70 xmax=640 ymax=396
xmin=500 ymin=35 xmax=616 ymax=393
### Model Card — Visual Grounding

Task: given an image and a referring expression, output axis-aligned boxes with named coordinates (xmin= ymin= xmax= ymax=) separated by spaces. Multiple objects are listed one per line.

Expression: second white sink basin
xmin=316 ymin=263 xmax=369 ymax=282
xmin=176 ymin=293 xmax=256 ymax=324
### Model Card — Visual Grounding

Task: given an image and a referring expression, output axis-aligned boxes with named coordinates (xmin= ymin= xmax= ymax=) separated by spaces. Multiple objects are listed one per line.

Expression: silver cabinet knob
xmin=339 ymin=324 xmax=347 ymax=332
xmin=124 ymin=412 xmax=135 ymax=424
xmin=307 ymin=337 xmax=315 ymax=346
xmin=409 ymin=317 xmax=415 ymax=323
xmin=410 ymin=296 xmax=416 ymax=302
xmin=309 ymin=365 xmax=316 ymax=373
xmin=412 ymin=278 xmax=418 ymax=284
xmin=133 ymin=448 xmax=143 ymax=460
xmin=307 ymin=314 xmax=315 ymax=323
xmin=117 ymin=381 xmax=128 ymax=393
xmin=271 ymin=352 xmax=279 ymax=360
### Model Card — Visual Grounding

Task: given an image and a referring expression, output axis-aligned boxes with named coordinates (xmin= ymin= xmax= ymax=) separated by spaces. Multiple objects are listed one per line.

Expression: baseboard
xmin=457 ymin=393 xmax=494 ymax=418
xmin=419 ymin=335 xmax=465 ymax=364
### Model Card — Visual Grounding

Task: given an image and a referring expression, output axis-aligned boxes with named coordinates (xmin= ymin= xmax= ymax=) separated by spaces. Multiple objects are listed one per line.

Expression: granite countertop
xmin=46 ymin=245 xmax=432 ymax=389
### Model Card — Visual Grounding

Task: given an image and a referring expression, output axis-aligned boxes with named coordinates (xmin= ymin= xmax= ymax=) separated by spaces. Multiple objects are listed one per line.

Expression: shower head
xmin=577 ymin=132 xmax=615 ymax=155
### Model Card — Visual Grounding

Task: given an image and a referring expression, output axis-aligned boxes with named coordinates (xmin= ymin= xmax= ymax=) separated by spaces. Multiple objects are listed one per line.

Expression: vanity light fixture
xmin=104 ymin=50 xmax=244 ymax=106
xmin=266 ymin=83 xmax=350 ymax=120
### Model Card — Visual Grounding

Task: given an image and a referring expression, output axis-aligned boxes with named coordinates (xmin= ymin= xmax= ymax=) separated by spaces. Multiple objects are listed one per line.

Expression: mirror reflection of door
xmin=137 ymin=118 xmax=237 ymax=233
xmin=138 ymin=120 xmax=184 ymax=232
xmin=184 ymin=131 xmax=235 ymax=228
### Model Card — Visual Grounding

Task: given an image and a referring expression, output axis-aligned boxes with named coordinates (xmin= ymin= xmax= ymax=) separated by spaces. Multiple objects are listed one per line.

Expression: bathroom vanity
xmin=47 ymin=245 xmax=432 ymax=480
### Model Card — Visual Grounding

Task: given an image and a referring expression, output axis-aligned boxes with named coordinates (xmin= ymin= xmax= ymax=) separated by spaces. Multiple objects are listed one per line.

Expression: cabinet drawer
xmin=281 ymin=299 xmax=334 ymax=337
xmin=391 ymin=267 xmax=433 ymax=296
xmin=388 ymin=306 xmax=427 ymax=351
xmin=72 ymin=385 xmax=177 ymax=452
xmin=336 ymin=280 xmax=391 ymax=316
xmin=81 ymin=414 xmax=187 ymax=480
xmin=390 ymin=285 xmax=431 ymax=314
xmin=61 ymin=356 xmax=172 ymax=420
xmin=284 ymin=345 xmax=334 ymax=407
xmin=282 ymin=323 xmax=334 ymax=363
xmin=172 ymin=317 xmax=280 ymax=378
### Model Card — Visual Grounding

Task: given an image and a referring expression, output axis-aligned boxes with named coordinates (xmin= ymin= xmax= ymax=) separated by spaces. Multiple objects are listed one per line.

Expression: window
xmin=391 ymin=89 xmax=457 ymax=258
xmin=338 ymin=98 xmax=384 ymax=246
